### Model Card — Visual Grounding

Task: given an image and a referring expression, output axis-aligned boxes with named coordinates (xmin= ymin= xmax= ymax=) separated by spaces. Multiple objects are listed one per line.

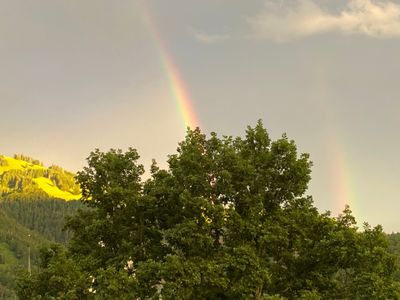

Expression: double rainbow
xmin=141 ymin=5 xmax=356 ymax=218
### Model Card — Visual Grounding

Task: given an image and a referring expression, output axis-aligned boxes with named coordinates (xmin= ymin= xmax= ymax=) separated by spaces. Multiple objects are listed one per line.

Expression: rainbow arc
xmin=141 ymin=5 xmax=200 ymax=130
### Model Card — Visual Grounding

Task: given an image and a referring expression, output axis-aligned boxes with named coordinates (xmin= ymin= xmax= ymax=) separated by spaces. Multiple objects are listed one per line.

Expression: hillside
xmin=0 ymin=154 xmax=83 ymax=298
xmin=0 ymin=154 xmax=84 ymax=244
xmin=0 ymin=154 xmax=81 ymax=201
xmin=0 ymin=210 xmax=50 ymax=299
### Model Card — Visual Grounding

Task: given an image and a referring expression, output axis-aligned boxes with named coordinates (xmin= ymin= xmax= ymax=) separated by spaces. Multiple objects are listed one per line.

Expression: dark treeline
xmin=0 ymin=196 xmax=84 ymax=299
xmin=12 ymin=154 xmax=43 ymax=166
xmin=0 ymin=197 xmax=84 ymax=244
xmin=0 ymin=196 xmax=84 ymax=300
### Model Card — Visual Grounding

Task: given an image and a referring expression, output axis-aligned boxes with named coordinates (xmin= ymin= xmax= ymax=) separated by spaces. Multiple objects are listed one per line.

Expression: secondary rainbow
xmin=306 ymin=59 xmax=358 ymax=216
xmin=141 ymin=5 xmax=200 ymax=130
xmin=327 ymin=133 xmax=356 ymax=215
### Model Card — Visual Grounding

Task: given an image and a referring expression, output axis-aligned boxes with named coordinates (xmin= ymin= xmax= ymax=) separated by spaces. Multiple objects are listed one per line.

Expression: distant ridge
xmin=0 ymin=154 xmax=81 ymax=200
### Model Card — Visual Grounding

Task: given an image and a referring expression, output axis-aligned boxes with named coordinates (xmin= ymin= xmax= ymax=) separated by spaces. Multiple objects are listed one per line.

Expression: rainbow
xmin=307 ymin=60 xmax=358 ymax=216
xmin=141 ymin=7 xmax=358 ymax=218
xmin=140 ymin=5 xmax=200 ymax=130
xmin=327 ymin=133 xmax=357 ymax=215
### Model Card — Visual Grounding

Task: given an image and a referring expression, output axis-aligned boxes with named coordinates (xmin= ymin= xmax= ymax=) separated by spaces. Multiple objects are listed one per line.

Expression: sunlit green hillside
xmin=0 ymin=154 xmax=81 ymax=201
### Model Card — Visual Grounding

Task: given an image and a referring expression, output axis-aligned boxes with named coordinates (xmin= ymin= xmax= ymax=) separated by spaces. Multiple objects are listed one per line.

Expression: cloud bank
xmin=247 ymin=0 xmax=400 ymax=42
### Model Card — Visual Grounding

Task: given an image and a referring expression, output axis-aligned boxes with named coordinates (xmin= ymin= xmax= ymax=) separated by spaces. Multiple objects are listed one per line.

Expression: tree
xmin=16 ymin=244 xmax=92 ymax=300
xmin=17 ymin=121 xmax=400 ymax=299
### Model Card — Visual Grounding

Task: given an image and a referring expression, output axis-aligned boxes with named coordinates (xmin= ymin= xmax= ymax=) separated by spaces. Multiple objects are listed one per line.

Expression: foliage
xmin=387 ymin=232 xmax=400 ymax=281
xmin=16 ymin=244 xmax=92 ymax=300
xmin=13 ymin=154 xmax=43 ymax=166
xmin=0 ymin=154 xmax=83 ymax=298
xmin=16 ymin=121 xmax=400 ymax=299
xmin=0 ymin=211 xmax=50 ymax=299
xmin=0 ymin=196 xmax=82 ymax=298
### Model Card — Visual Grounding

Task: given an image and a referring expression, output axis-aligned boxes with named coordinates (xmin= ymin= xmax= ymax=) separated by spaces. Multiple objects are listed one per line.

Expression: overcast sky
xmin=1 ymin=0 xmax=400 ymax=231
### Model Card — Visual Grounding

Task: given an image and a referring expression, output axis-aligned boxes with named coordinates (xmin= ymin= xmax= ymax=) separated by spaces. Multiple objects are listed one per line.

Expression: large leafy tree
xmin=17 ymin=121 xmax=400 ymax=299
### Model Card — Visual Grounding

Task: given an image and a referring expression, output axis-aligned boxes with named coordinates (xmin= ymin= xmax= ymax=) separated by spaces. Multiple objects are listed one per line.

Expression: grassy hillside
xmin=0 ymin=156 xmax=44 ymax=175
xmin=0 ymin=154 xmax=81 ymax=201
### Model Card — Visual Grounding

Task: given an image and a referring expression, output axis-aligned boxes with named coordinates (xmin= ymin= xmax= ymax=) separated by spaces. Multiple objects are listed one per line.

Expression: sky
xmin=1 ymin=0 xmax=400 ymax=231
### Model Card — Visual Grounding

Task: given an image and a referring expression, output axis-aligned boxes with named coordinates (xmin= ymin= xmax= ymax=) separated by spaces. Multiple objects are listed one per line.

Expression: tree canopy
xmin=17 ymin=121 xmax=400 ymax=299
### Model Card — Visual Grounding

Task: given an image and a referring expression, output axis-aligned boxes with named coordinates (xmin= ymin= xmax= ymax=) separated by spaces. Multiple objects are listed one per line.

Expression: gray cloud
xmin=247 ymin=0 xmax=400 ymax=42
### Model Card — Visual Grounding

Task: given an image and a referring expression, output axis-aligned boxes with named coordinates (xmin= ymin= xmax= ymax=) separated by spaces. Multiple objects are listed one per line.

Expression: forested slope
xmin=0 ymin=211 xmax=49 ymax=299
xmin=0 ymin=154 xmax=84 ymax=299
xmin=0 ymin=154 xmax=84 ymax=243
xmin=0 ymin=198 xmax=83 ymax=244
